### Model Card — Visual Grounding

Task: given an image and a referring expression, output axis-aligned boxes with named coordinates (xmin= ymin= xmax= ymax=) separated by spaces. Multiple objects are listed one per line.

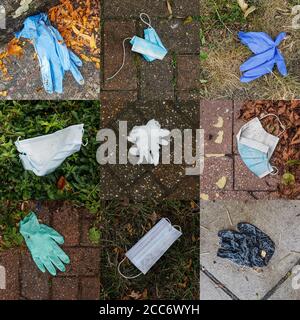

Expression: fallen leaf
xmin=214 ymin=130 xmax=224 ymax=144
xmin=213 ymin=116 xmax=224 ymax=128
xmin=216 ymin=176 xmax=227 ymax=189
xmin=200 ymin=193 xmax=209 ymax=201
xmin=244 ymin=6 xmax=256 ymax=18
xmin=237 ymin=0 xmax=248 ymax=12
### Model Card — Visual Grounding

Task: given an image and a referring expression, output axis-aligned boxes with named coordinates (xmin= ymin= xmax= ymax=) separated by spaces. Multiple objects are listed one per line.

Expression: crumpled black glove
xmin=217 ymin=222 xmax=275 ymax=268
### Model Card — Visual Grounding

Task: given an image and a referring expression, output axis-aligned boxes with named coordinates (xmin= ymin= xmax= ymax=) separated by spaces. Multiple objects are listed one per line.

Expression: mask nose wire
xmin=140 ymin=13 xmax=152 ymax=28
xmin=117 ymin=257 xmax=142 ymax=279
xmin=260 ymin=113 xmax=286 ymax=137
xmin=106 ymin=37 xmax=132 ymax=81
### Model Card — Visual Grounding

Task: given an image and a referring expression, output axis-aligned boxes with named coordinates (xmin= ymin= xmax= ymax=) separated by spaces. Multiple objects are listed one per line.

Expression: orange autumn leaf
xmin=7 ymin=39 xmax=24 ymax=57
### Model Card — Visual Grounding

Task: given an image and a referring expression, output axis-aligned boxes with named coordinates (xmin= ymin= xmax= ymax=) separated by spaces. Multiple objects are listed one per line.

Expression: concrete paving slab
xmin=200 ymin=201 xmax=300 ymax=300
xmin=200 ymin=272 xmax=232 ymax=300
xmin=268 ymin=272 xmax=300 ymax=300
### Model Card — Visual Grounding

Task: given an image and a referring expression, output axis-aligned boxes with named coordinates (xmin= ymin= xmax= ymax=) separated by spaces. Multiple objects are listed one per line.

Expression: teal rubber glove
xmin=20 ymin=212 xmax=70 ymax=276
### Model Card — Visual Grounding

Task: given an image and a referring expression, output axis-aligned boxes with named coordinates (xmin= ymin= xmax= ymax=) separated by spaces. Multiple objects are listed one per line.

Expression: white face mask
xmin=15 ymin=124 xmax=84 ymax=176
xmin=236 ymin=114 xmax=285 ymax=178
xmin=118 ymin=218 xmax=182 ymax=278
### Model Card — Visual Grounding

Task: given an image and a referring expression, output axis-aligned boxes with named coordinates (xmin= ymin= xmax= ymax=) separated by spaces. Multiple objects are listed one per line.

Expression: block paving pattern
xmin=0 ymin=202 xmax=100 ymax=300
xmin=100 ymin=0 xmax=200 ymax=200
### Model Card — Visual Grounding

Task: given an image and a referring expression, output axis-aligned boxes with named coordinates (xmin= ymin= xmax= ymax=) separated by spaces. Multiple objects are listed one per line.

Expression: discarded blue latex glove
xmin=20 ymin=212 xmax=70 ymax=276
xmin=15 ymin=13 xmax=84 ymax=94
xmin=239 ymin=31 xmax=287 ymax=83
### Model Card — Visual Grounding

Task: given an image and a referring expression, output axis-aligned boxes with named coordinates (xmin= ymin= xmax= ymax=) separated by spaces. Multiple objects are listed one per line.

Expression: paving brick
xmin=177 ymin=90 xmax=200 ymax=101
xmin=62 ymin=248 xmax=100 ymax=277
xmin=130 ymin=173 xmax=166 ymax=200
xmin=200 ymin=201 xmax=300 ymax=300
xmin=200 ymin=100 xmax=233 ymax=155
xmin=153 ymin=164 xmax=186 ymax=190
xmin=21 ymin=251 xmax=50 ymax=300
xmin=101 ymin=91 xmax=137 ymax=127
xmin=177 ymin=55 xmax=199 ymax=91
xmin=158 ymin=19 xmax=200 ymax=54
xmin=175 ymin=100 xmax=200 ymax=128
xmin=140 ymin=56 xmax=174 ymax=101
xmin=80 ymin=277 xmax=100 ymax=300
xmin=167 ymin=176 xmax=199 ymax=200
xmin=52 ymin=203 xmax=80 ymax=246
xmin=100 ymin=167 xmax=130 ymax=200
xmin=0 ymin=249 xmax=20 ymax=300
xmin=233 ymin=101 xmax=246 ymax=154
xmin=200 ymin=157 xmax=233 ymax=191
xmin=200 ymin=190 xmax=256 ymax=201
xmin=103 ymin=0 xmax=167 ymax=18
xmin=200 ymin=272 xmax=232 ymax=300
xmin=102 ymin=20 xmax=137 ymax=90
xmin=172 ymin=0 xmax=200 ymax=16
xmin=234 ymin=156 xmax=279 ymax=191
xmin=52 ymin=277 xmax=79 ymax=300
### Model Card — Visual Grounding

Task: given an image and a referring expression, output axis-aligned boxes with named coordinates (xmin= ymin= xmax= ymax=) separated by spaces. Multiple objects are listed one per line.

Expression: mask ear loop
xmin=82 ymin=139 xmax=88 ymax=147
xmin=106 ymin=37 xmax=132 ymax=81
xmin=140 ymin=13 xmax=153 ymax=28
xmin=165 ymin=218 xmax=182 ymax=233
xmin=117 ymin=257 xmax=143 ymax=279
xmin=259 ymin=113 xmax=286 ymax=137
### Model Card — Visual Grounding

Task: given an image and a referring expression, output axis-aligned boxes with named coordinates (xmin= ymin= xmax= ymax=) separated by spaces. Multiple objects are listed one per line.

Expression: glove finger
xmin=275 ymin=32 xmax=287 ymax=46
xmin=69 ymin=50 xmax=83 ymax=67
xmin=40 ymin=225 xmax=65 ymax=244
xmin=32 ymin=256 xmax=46 ymax=273
xmin=70 ymin=60 xmax=85 ymax=85
xmin=275 ymin=50 xmax=288 ymax=77
xmin=50 ymin=255 xmax=66 ymax=273
xmin=39 ymin=56 xmax=54 ymax=94
xmin=55 ymin=246 xmax=70 ymax=264
xmin=50 ymin=60 xmax=64 ymax=94
xmin=49 ymin=26 xmax=71 ymax=70
xmin=240 ymin=49 xmax=275 ymax=72
xmin=42 ymin=258 xmax=57 ymax=276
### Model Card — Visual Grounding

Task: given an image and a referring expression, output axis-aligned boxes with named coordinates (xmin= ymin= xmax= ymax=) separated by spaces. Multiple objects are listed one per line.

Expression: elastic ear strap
xmin=260 ymin=113 xmax=286 ymax=137
xmin=140 ymin=13 xmax=152 ymax=28
xmin=117 ymin=257 xmax=142 ymax=279
xmin=106 ymin=37 xmax=132 ymax=81
xmin=82 ymin=139 xmax=88 ymax=147
xmin=165 ymin=218 xmax=182 ymax=233
xmin=271 ymin=166 xmax=279 ymax=175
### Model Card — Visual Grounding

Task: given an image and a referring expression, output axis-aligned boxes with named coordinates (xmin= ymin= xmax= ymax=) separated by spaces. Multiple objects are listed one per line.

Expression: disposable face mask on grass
xmin=107 ymin=13 xmax=168 ymax=80
xmin=118 ymin=218 xmax=182 ymax=279
xmin=20 ymin=212 xmax=70 ymax=276
xmin=237 ymin=114 xmax=285 ymax=178
xmin=128 ymin=119 xmax=170 ymax=166
xmin=15 ymin=13 xmax=84 ymax=94
xmin=239 ymin=31 xmax=287 ymax=82
xmin=15 ymin=124 xmax=84 ymax=176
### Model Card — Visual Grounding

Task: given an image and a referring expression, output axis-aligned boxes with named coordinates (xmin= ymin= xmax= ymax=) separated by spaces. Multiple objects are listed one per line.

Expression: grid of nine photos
xmin=0 ymin=0 xmax=299 ymax=304
xmin=0 ymin=0 xmax=200 ymax=301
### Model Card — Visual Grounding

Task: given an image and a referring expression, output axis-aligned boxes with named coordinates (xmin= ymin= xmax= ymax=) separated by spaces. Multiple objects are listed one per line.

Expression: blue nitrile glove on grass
xmin=15 ymin=13 xmax=84 ymax=94
xmin=239 ymin=31 xmax=287 ymax=83
xmin=20 ymin=212 xmax=70 ymax=276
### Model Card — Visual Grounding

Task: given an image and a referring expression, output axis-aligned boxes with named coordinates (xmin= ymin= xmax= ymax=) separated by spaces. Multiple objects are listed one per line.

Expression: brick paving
xmin=200 ymin=100 xmax=282 ymax=201
xmin=0 ymin=202 xmax=100 ymax=300
xmin=100 ymin=0 xmax=200 ymax=200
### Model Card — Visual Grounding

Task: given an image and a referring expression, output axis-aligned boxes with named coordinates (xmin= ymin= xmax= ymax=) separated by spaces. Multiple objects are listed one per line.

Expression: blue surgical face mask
xmin=15 ymin=124 xmax=84 ymax=176
xmin=107 ymin=13 xmax=168 ymax=81
xmin=237 ymin=114 xmax=285 ymax=178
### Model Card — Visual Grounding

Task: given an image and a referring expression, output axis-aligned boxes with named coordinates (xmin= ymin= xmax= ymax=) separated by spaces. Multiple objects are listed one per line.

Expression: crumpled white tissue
xmin=128 ymin=119 xmax=170 ymax=166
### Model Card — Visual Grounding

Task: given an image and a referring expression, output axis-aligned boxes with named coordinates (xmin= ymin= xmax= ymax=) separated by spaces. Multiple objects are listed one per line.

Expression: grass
xmin=100 ymin=200 xmax=200 ymax=300
xmin=0 ymin=100 xmax=100 ymax=213
xmin=200 ymin=0 xmax=300 ymax=99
